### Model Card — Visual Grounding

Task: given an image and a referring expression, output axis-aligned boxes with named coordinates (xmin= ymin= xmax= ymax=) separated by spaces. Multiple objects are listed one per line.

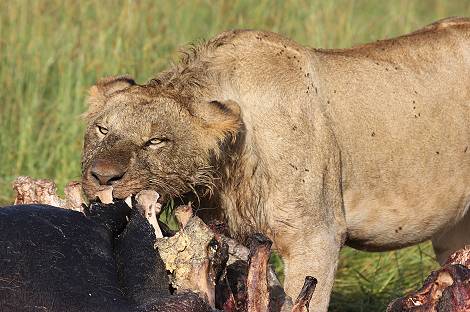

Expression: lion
xmin=81 ymin=17 xmax=470 ymax=310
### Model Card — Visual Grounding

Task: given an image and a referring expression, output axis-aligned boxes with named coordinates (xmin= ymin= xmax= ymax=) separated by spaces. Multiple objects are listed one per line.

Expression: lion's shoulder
xmin=203 ymin=29 xmax=308 ymax=58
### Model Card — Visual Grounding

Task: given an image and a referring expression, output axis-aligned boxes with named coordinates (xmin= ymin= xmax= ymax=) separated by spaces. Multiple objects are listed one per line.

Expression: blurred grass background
xmin=1 ymin=0 xmax=469 ymax=310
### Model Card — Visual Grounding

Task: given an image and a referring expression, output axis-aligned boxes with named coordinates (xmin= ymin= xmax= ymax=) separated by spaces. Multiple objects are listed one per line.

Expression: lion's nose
xmin=90 ymin=160 xmax=126 ymax=186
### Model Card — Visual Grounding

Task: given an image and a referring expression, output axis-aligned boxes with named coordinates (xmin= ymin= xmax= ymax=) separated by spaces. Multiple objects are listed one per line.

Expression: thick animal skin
xmin=0 ymin=204 xmax=131 ymax=312
xmin=0 ymin=204 xmax=212 ymax=312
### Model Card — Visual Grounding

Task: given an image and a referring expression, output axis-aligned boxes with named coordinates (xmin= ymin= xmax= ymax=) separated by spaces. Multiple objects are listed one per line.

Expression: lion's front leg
xmin=270 ymin=125 xmax=346 ymax=311
xmin=280 ymin=224 xmax=344 ymax=312
xmin=271 ymin=168 xmax=346 ymax=310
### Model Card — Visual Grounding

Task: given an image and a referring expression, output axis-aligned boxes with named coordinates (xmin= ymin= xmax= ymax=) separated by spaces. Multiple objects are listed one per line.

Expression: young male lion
xmin=81 ymin=17 xmax=470 ymax=310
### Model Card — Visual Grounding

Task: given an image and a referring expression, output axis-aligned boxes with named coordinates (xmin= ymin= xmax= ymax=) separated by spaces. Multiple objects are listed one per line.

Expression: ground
xmin=0 ymin=1 xmax=467 ymax=310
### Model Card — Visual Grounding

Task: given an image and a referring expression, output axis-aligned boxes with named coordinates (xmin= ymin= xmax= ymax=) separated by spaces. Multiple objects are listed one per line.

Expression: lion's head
xmin=81 ymin=74 xmax=241 ymax=205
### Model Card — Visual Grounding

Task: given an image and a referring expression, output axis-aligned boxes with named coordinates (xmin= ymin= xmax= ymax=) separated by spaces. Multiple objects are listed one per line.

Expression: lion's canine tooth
xmin=124 ymin=196 xmax=132 ymax=208
xmin=95 ymin=186 xmax=113 ymax=204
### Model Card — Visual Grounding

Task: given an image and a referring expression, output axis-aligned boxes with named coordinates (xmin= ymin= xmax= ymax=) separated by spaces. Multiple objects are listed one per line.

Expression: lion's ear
xmin=85 ymin=75 xmax=136 ymax=119
xmin=193 ymin=100 xmax=242 ymax=142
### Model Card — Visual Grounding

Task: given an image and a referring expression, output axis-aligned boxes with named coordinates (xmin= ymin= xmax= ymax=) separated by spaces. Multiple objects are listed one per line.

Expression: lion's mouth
xmin=92 ymin=185 xmax=196 ymax=212
xmin=155 ymin=191 xmax=197 ymax=210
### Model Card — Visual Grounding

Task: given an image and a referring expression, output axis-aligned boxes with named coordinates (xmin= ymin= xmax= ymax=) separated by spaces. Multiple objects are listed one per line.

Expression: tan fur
xmin=82 ymin=17 xmax=470 ymax=311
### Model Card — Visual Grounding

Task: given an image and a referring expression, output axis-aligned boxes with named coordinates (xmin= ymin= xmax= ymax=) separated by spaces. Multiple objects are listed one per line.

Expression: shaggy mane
xmin=147 ymin=31 xmax=240 ymax=101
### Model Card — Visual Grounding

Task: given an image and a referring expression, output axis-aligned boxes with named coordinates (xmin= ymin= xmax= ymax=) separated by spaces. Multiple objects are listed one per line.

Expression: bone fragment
xmin=135 ymin=190 xmax=163 ymax=239
xmin=13 ymin=176 xmax=65 ymax=207
xmin=183 ymin=237 xmax=229 ymax=309
xmin=188 ymin=258 xmax=215 ymax=307
xmin=155 ymin=216 xmax=215 ymax=301
xmin=291 ymin=276 xmax=317 ymax=312
xmin=225 ymin=237 xmax=250 ymax=264
xmin=387 ymin=246 xmax=470 ymax=311
xmin=95 ymin=186 xmax=114 ymax=204
xmin=247 ymin=234 xmax=272 ymax=312
xmin=446 ymin=245 xmax=470 ymax=267
xmin=64 ymin=181 xmax=85 ymax=212
xmin=175 ymin=203 xmax=193 ymax=229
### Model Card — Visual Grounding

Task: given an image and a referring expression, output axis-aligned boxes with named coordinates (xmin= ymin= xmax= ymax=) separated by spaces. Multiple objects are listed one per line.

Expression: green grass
xmin=1 ymin=0 xmax=468 ymax=310
xmin=331 ymin=243 xmax=438 ymax=311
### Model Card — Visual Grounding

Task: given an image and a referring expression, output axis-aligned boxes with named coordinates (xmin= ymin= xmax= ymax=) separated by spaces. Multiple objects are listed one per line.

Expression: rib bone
xmin=135 ymin=190 xmax=163 ymax=239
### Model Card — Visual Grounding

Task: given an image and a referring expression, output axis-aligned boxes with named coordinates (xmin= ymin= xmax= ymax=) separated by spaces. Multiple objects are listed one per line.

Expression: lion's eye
xmin=146 ymin=138 xmax=168 ymax=149
xmin=96 ymin=125 xmax=109 ymax=136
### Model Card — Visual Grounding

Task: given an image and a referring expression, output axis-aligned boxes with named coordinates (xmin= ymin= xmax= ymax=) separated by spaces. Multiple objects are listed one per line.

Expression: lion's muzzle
xmin=90 ymin=159 xmax=127 ymax=186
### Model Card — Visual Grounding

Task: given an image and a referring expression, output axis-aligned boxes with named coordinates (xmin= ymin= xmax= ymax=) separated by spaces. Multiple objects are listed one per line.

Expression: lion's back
xmin=315 ymin=17 xmax=470 ymax=251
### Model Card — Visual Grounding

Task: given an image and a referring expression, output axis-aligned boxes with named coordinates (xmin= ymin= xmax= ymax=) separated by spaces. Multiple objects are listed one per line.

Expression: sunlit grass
xmin=0 ymin=1 xmax=467 ymax=310
xmin=331 ymin=243 xmax=438 ymax=311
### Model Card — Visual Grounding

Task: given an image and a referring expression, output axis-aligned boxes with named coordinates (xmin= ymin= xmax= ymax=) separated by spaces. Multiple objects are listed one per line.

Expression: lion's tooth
xmin=124 ymin=196 xmax=133 ymax=208
xmin=155 ymin=202 xmax=162 ymax=215
xmin=96 ymin=186 xmax=113 ymax=204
